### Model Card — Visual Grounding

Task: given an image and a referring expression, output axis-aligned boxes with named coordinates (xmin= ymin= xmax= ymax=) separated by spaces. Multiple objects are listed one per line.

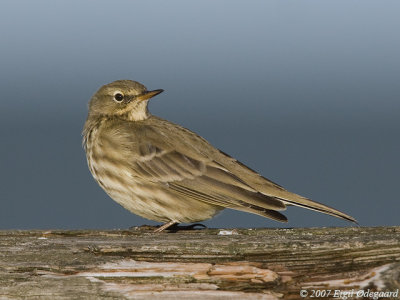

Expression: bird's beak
xmin=136 ymin=89 xmax=164 ymax=101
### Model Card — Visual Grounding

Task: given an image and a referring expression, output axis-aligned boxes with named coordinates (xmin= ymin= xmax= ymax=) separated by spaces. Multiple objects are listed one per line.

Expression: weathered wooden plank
xmin=0 ymin=227 xmax=399 ymax=299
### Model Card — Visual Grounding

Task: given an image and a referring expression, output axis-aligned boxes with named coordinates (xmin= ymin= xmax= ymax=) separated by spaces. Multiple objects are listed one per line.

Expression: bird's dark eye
xmin=114 ymin=93 xmax=124 ymax=102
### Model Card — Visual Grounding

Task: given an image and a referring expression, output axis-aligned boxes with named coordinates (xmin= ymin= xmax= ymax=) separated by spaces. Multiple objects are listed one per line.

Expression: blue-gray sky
xmin=1 ymin=1 xmax=399 ymax=229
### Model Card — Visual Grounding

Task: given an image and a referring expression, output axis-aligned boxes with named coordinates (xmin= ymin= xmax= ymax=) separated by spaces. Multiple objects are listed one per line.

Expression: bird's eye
xmin=114 ymin=93 xmax=124 ymax=102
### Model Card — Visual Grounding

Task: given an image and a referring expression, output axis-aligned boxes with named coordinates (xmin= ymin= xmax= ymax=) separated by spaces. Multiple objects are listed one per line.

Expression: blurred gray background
xmin=1 ymin=1 xmax=399 ymax=229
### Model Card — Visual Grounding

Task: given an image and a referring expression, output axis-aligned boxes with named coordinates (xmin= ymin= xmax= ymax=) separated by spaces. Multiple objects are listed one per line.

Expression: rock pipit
xmin=83 ymin=80 xmax=356 ymax=232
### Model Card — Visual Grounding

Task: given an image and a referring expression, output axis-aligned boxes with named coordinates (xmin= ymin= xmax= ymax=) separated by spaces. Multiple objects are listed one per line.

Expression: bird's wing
xmin=102 ymin=119 xmax=288 ymax=222
xmin=133 ymin=147 xmax=288 ymax=222
xmin=143 ymin=117 xmax=356 ymax=223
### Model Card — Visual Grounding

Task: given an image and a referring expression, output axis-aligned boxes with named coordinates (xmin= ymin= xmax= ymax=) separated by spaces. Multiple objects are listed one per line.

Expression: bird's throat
xmin=120 ymin=100 xmax=150 ymax=121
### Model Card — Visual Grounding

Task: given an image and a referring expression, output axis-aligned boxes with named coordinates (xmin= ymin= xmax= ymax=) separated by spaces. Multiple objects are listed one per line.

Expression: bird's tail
xmin=280 ymin=194 xmax=357 ymax=224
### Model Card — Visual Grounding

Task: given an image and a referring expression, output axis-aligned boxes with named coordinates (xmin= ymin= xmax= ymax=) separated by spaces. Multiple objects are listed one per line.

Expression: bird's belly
xmin=108 ymin=186 xmax=222 ymax=223
xmin=89 ymin=161 xmax=221 ymax=223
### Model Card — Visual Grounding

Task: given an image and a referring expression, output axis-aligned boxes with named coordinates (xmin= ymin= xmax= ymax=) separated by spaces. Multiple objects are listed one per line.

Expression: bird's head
xmin=88 ymin=80 xmax=163 ymax=121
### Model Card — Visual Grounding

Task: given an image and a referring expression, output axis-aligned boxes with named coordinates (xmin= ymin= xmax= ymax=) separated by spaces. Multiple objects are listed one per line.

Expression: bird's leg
xmin=154 ymin=220 xmax=179 ymax=233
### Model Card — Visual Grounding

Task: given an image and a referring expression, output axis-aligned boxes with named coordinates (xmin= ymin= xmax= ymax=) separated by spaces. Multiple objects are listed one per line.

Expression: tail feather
xmin=214 ymin=150 xmax=356 ymax=224
xmin=280 ymin=195 xmax=357 ymax=224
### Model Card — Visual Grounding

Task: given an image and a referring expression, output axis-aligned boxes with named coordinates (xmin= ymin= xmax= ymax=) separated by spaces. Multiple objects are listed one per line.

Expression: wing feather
xmin=129 ymin=145 xmax=287 ymax=212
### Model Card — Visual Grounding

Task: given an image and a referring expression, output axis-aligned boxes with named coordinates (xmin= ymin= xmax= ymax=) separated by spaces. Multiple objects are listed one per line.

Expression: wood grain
xmin=0 ymin=227 xmax=399 ymax=299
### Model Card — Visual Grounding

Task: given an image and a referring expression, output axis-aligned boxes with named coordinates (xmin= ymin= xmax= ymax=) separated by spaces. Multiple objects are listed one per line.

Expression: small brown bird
xmin=83 ymin=80 xmax=356 ymax=232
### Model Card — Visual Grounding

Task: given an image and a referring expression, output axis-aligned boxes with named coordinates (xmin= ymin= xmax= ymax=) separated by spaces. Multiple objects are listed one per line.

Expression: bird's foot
xmin=154 ymin=221 xmax=207 ymax=233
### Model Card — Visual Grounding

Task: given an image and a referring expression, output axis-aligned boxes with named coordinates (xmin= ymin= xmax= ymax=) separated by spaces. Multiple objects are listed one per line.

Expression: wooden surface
xmin=0 ymin=226 xmax=399 ymax=299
